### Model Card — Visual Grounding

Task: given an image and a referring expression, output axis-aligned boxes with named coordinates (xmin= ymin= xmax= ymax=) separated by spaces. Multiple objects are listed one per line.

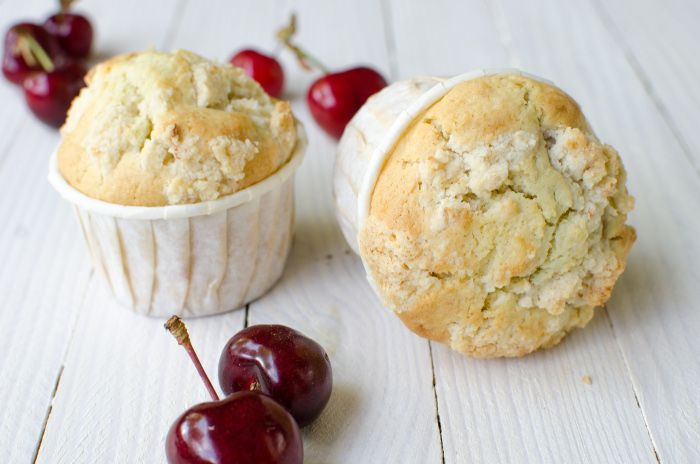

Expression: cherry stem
xmin=16 ymin=30 xmax=55 ymax=73
xmin=164 ymin=316 xmax=220 ymax=402
xmin=276 ymin=14 xmax=330 ymax=75
xmin=60 ymin=0 xmax=74 ymax=14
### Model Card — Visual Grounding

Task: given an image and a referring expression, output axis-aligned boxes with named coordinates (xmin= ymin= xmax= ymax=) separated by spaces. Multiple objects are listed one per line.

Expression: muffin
xmin=335 ymin=71 xmax=635 ymax=357
xmin=49 ymin=49 xmax=306 ymax=317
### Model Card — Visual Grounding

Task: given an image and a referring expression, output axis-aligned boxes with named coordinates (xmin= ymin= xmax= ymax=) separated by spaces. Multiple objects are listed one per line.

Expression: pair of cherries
xmin=230 ymin=15 xmax=388 ymax=140
xmin=164 ymin=317 xmax=332 ymax=464
xmin=2 ymin=0 xmax=93 ymax=127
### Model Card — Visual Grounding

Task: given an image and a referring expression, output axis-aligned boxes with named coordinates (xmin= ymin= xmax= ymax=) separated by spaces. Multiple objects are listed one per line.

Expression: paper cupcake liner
xmin=50 ymin=124 xmax=306 ymax=317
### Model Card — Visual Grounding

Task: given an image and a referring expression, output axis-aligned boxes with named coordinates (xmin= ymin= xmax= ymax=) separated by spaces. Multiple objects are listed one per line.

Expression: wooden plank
xmin=36 ymin=283 xmax=246 ymax=463
xmin=387 ymin=0 xmax=659 ymax=462
xmin=433 ymin=312 xmax=656 ymax=463
xmin=28 ymin=0 xmax=224 ymax=462
xmin=0 ymin=3 xmax=92 ymax=461
xmin=386 ymin=0 xmax=509 ymax=78
xmin=4 ymin=0 xmax=693 ymax=462
xmin=247 ymin=109 xmax=444 ymax=459
xmin=247 ymin=250 xmax=444 ymax=463
xmin=590 ymin=0 xmax=700 ymax=171
xmin=0 ymin=122 xmax=92 ymax=463
xmin=198 ymin=0 xmax=443 ymax=461
xmin=33 ymin=0 xmax=395 ymax=462
xmin=493 ymin=0 xmax=700 ymax=462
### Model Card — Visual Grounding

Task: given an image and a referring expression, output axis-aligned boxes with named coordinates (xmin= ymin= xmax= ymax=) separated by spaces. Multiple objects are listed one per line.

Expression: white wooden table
xmin=1 ymin=0 xmax=698 ymax=462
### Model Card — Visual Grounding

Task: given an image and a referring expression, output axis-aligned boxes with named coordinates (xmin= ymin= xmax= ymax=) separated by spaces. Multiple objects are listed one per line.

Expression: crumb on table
xmin=581 ymin=375 xmax=593 ymax=385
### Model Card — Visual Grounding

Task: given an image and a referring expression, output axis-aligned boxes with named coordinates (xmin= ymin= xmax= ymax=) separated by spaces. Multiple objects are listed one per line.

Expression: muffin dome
xmin=336 ymin=73 xmax=635 ymax=357
xmin=58 ymin=49 xmax=296 ymax=206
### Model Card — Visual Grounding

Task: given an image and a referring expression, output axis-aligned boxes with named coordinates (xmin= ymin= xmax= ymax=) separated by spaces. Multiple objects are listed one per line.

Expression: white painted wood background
xmin=0 ymin=0 xmax=698 ymax=462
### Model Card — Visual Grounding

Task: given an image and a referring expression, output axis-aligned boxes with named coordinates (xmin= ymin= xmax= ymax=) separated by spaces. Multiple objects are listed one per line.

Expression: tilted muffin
xmin=335 ymin=72 xmax=635 ymax=357
xmin=58 ymin=49 xmax=296 ymax=206
xmin=50 ymin=49 xmax=306 ymax=317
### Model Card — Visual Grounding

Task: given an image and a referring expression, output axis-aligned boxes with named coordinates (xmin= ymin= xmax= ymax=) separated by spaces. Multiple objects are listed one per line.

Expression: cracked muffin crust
xmin=359 ymin=74 xmax=635 ymax=357
xmin=58 ymin=49 xmax=296 ymax=206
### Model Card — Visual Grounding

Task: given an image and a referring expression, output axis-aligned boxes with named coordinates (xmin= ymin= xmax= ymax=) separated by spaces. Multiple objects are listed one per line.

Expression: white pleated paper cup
xmin=49 ymin=124 xmax=306 ymax=318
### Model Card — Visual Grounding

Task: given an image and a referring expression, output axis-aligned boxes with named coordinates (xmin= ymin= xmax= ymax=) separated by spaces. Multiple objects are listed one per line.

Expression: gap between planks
xmin=243 ymin=303 xmax=250 ymax=328
xmin=587 ymin=0 xmax=699 ymax=179
xmin=487 ymin=0 xmax=663 ymax=460
xmin=30 ymin=1 xmax=192 ymax=459
xmin=31 ymin=270 xmax=95 ymax=461
xmin=603 ymin=308 xmax=662 ymax=464
xmin=31 ymin=366 xmax=64 ymax=464
xmin=428 ymin=342 xmax=446 ymax=464
xmin=380 ymin=0 xmax=446 ymax=459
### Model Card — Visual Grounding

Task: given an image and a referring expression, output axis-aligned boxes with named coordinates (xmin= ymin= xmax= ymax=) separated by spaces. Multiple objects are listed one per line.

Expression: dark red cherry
xmin=44 ymin=13 xmax=93 ymax=58
xmin=23 ymin=62 xmax=85 ymax=127
xmin=307 ymin=66 xmax=387 ymax=139
xmin=166 ymin=391 xmax=303 ymax=464
xmin=219 ymin=325 xmax=332 ymax=427
xmin=230 ymin=49 xmax=284 ymax=98
xmin=164 ymin=317 xmax=303 ymax=464
xmin=2 ymin=23 xmax=64 ymax=85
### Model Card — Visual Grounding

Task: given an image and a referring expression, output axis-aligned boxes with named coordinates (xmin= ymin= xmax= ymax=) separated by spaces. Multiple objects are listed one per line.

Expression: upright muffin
xmin=51 ymin=50 xmax=305 ymax=317
xmin=59 ymin=49 xmax=297 ymax=206
xmin=335 ymin=72 xmax=635 ymax=357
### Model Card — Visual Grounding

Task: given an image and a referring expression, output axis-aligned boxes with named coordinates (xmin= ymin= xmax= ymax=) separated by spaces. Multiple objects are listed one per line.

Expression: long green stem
xmin=16 ymin=30 xmax=55 ymax=73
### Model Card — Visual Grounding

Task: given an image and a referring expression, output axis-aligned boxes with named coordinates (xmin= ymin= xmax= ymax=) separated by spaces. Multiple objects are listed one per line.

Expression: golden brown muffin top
xmin=58 ymin=49 xmax=296 ymax=206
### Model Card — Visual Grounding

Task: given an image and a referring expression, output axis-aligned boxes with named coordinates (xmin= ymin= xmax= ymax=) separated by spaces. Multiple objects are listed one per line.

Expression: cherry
xmin=164 ymin=317 xmax=303 ymax=464
xmin=2 ymin=23 xmax=64 ymax=85
xmin=230 ymin=49 xmax=284 ymax=98
xmin=44 ymin=13 xmax=93 ymax=58
xmin=276 ymin=14 xmax=387 ymax=139
xmin=23 ymin=61 xmax=85 ymax=128
xmin=307 ymin=67 xmax=387 ymax=139
xmin=166 ymin=392 xmax=302 ymax=464
xmin=219 ymin=324 xmax=332 ymax=427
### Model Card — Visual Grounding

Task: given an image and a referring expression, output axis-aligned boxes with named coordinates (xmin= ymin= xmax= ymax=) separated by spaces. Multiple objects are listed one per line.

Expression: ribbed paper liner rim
xmin=48 ymin=122 xmax=307 ymax=220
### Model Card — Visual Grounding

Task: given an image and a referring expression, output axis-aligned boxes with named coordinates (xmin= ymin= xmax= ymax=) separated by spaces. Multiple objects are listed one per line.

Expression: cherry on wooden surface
xmin=219 ymin=324 xmax=333 ymax=426
xmin=164 ymin=317 xmax=303 ymax=464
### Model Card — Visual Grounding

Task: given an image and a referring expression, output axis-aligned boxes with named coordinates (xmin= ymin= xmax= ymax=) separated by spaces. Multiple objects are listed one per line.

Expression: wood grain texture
xmin=432 ymin=312 xmax=656 ymax=463
xmin=590 ymin=0 xmax=700 ymax=172
xmin=386 ymin=1 xmax=659 ymax=462
xmin=0 ymin=3 xmax=91 ymax=462
xmin=0 ymin=124 xmax=92 ymax=463
xmin=23 ymin=0 xmax=231 ymax=463
xmin=495 ymin=0 xmax=700 ymax=462
xmin=247 ymin=102 xmax=444 ymax=462
xmin=35 ymin=283 xmax=245 ymax=463
xmin=174 ymin=0 xmax=442 ymax=461
xmin=0 ymin=0 xmax=696 ymax=462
